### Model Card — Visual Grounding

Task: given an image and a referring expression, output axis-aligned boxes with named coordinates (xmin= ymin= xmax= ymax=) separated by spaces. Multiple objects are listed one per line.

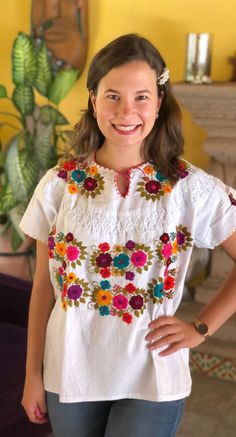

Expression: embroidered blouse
xmin=20 ymin=155 xmax=236 ymax=403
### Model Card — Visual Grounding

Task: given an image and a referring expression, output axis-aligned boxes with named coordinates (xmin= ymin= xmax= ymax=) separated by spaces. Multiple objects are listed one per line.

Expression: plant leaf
xmin=34 ymin=123 xmax=57 ymax=169
xmin=0 ymin=183 xmax=16 ymax=213
xmin=12 ymin=32 xmax=37 ymax=86
xmin=48 ymin=68 xmax=78 ymax=105
xmin=9 ymin=203 xmax=26 ymax=248
xmin=11 ymin=226 xmax=24 ymax=251
xmin=0 ymin=85 xmax=7 ymax=98
xmin=12 ymin=85 xmax=35 ymax=115
xmin=39 ymin=105 xmax=69 ymax=125
xmin=35 ymin=42 xmax=53 ymax=96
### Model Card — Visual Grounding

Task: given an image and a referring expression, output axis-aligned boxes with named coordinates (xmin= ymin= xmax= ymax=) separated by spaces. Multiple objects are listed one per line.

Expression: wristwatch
xmin=193 ymin=319 xmax=209 ymax=338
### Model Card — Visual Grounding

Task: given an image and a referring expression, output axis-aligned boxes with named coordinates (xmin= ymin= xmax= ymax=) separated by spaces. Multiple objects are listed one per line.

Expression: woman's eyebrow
xmin=104 ymin=88 xmax=120 ymax=94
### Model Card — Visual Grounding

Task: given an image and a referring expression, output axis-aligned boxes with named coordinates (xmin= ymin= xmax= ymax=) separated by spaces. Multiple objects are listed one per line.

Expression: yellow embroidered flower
xmin=143 ymin=165 xmax=154 ymax=175
xmin=67 ymin=272 xmax=77 ymax=283
xmin=68 ymin=184 xmax=79 ymax=194
xmin=96 ymin=289 xmax=113 ymax=306
xmin=55 ymin=242 xmax=66 ymax=256
xmin=88 ymin=166 xmax=98 ymax=176
xmin=172 ymin=240 xmax=177 ymax=255
xmin=163 ymin=185 xmax=172 ymax=193
xmin=62 ymin=300 xmax=68 ymax=311
xmin=114 ymin=245 xmax=122 ymax=252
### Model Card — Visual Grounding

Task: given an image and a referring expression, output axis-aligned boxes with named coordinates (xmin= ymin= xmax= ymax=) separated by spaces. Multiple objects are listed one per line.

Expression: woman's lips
xmin=112 ymin=124 xmax=141 ymax=135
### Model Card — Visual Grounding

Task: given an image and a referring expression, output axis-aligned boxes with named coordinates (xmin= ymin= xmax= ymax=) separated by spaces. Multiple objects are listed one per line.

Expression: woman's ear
xmin=89 ymin=90 xmax=97 ymax=112
xmin=157 ymin=90 xmax=164 ymax=112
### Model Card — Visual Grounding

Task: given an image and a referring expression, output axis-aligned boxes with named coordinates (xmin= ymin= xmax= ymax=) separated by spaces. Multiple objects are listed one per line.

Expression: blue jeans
xmin=46 ymin=392 xmax=185 ymax=437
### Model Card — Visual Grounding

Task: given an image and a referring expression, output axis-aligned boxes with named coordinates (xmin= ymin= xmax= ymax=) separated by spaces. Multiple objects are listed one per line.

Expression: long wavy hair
xmin=73 ymin=34 xmax=184 ymax=181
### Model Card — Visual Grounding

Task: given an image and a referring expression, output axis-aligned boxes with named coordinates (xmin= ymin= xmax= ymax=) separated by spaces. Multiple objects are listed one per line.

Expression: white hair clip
xmin=157 ymin=68 xmax=170 ymax=86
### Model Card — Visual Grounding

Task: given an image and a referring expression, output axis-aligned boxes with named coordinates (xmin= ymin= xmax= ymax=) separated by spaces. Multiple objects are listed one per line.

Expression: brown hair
xmin=74 ymin=33 xmax=184 ymax=181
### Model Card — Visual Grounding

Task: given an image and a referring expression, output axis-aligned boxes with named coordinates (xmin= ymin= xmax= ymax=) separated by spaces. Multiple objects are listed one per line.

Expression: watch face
xmin=197 ymin=323 xmax=208 ymax=336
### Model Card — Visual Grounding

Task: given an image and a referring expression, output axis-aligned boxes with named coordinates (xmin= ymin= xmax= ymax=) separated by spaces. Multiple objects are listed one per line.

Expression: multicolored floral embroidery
xmin=137 ymin=160 xmax=190 ymax=202
xmin=89 ymin=240 xmax=154 ymax=277
xmin=148 ymin=268 xmax=176 ymax=303
xmin=48 ymin=227 xmax=90 ymax=310
xmin=57 ymin=158 xmax=105 ymax=198
xmin=229 ymin=193 xmax=236 ymax=206
xmin=91 ymin=280 xmax=149 ymax=324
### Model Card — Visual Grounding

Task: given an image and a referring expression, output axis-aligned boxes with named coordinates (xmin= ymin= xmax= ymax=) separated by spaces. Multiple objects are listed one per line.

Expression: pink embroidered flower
xmin=66 ymin=245 xmax=80 ymax=261
xmin=113 ymin=294 xmax=128 ymax=310
xmin=161 ymin=243 xmax=172 ymax=259
xmin=98 ymin=243 xmax=110 ymax=252
xmin=131 ymin=251 xmax=147 ymax=267
xmin=122 ymin=312 xmax=133 ymax=324
xmin=48 ymin=250 xmax=54 ymax=258
xmin=129 ymin=295 xmax=144 ymax=310
xmin=58 ymin=267 xmax=64 ymax=275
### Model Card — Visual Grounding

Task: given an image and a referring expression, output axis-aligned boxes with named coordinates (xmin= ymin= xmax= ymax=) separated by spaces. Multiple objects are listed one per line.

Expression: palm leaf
xmin=12 ymin=85 xmax=35 ymax=115
xmin=12 ymin=32 xmax=37 ymax=86
xmin=48 ymin=68 xmax=78 ymax=105
xmin=39 ymin=105 xmax=69 ymax=125
xmin=35 ymin=42 xmax=53 ymax=96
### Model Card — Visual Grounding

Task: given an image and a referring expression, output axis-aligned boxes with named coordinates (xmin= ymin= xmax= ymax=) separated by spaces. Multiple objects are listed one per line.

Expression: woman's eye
xmin=136 ymin=95 xmax=148 ymax=101
xmin=107 ymin=94 xmax=119 ymax=100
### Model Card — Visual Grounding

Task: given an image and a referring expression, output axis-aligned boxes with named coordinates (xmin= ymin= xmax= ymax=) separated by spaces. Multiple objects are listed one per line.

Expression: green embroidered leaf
xmin=134 ymin=311 xmax=140 ymax=318
xmin=71 ymin=261 xmax=76 ymax=269
xmin=12 ymin=32 xmax=37 ymax=86
xmin=12 ymin=85 xmax=35 ymax=115
xmin=48 ymin=68 xmax=78 ymax=105
xmin=39 ymin=105 xmax=69 ymax=126
xmin=0 ymin=85 xmax=7 ymax=98
xmin=74 ymin=300 xmax=79 ymax=307
xmin=35 ymin=43 xmax=53 ymax=96
xmin=80 ymin=297 xmax=86 ymax=303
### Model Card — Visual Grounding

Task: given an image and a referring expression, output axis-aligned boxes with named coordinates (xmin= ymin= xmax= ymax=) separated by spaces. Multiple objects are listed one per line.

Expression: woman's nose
xmin=117 ymin=100 xmax=134 ymax=117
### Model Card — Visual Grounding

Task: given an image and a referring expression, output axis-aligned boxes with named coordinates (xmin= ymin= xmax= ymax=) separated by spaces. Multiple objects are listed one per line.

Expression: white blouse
xmin=20 ymin=155 xmax=236 ymax=402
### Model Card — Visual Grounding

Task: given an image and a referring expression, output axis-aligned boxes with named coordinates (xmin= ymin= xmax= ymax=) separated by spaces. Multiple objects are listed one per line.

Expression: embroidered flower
xmin=100 ymin=280 xmax=111 ymax=290
xmin=130 ymin=251 xmax=147 ymax=267
xmin=125 ymin=271 xmax=135 ymax=281
xmin=129 ymin=295 xmax=144 ymax=310
xmin=161 ymin=243 xmax=173 ymax=259
xmin=229 ymin=193 xmax=236 ymax=206
xmin=100 ymin=268 xmax=111 ymax=278
xmin=156 ymin=171 xmax=166 ymax=182
xmin=143 ymin=165 xmax=155 ymax=175
xmin=98 ymin=243 xmax=110 ymax=252
xmin=160 ymin=233 xmax=169 ymax=244
xmin=96 ymin=290 xmax=113 ymax=306
xmin=83 ymin=177 xmax=98 ymax=191
xmin=125 ymin=240 xmax=136 ymax=250
xmin=164 ymin=276 xmax=175 ymax=291
xmin=67 ymin=284 xmax=83 ymax=300
xmin=65 ymin=232 xmax=74 ymax=242
xmin=66 ymin=246 xmax=80 ymax=262
xmin=96 ymin=253 xmax=113 ymax=268
xmin=125 ymin=283 xmax=136 ymax=293
xmin=55 ymin=242 xmax=66 ymax=257
xmin=113 ymin=294 xmax=129 ymax=310
xmin=71 ymin=169 xmax=86 ymax=183
xmin=122 ymin=313 xmax=133 ymax=324
xmin=63 ymin=160 xmax=77 ymax=171
xmin=176 ymin=231 xmax=186 ymax=246
xmin=145 ymin=180 xmax=161 ymax=194
xmin=67 ymin=272 xmax=77 ymax=283
xmin=48 ymin=236 xmax=55 ymax=250
xmin=58 ymin=170 xmax=68 ymax=179
xmin=62 ymin=300 xmax=68 ymax=311
xmin=113 ymin=253 xmax=129 ymax=269
xmin=88 ymin=166 xmax=98 ymax=176
xmin=68 ymin=184 xmax=79 ymax=194
xmin=177 ymin=160 xmax=190 ymax=179
xmin=99 ymin=306 xmax=110 ymax=316
xmin=154 ymin=283 xmax=164 ymax=298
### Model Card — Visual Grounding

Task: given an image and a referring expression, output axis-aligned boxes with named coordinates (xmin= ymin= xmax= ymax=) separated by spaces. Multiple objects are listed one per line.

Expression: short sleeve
xmin=19 ymin=168 xmax=65 ymax=243
xmin=190 ymin=172 xmax=236 ymax=249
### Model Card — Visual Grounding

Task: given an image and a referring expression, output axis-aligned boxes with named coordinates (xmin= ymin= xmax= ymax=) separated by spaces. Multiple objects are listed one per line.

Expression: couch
xmin=0 ymin=272 xmax=52 ymax=437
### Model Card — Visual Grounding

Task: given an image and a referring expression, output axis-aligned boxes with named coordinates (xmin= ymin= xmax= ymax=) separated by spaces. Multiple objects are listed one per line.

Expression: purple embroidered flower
xmin=113 ymin=294 xmax=128 ymax=310
xmin=71 ymin=170 xmax=86 ymax=183
xmin=125 ymin=240 xmax=136 ymax=250
xmin=129 ymin=295 xmax=144 ymax=310
xmin=113 ymin=254 xmax=130 ymax=269
xmin=84 ymin=177 xmax=98 ymax=191
xmin=58 ymin=170 xmax=68 ymax=179
xmin=125 ymin=271 xmax=135 ymax=281
xmin=96 ymin=253 xmax=113 ymax=268
xmin=130 ymin=251 xmax=147 ymax=267
xmin=67 ymin=285 xmax=83 ymax=300
xmin=229 ymin=193 xmax=236 ymax=206
xmin=48 ymin=236 xmax=55 ymax=250
xmin=177 ymin=231 xmax=185 ymax=245
xmin=145 ymin=180 xmax=161 ymax=194
xmin=65 ymin=232 xmax=74 ymax=242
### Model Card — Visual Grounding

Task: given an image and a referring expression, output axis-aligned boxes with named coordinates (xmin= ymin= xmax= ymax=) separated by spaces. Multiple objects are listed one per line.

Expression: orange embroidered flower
xmin=172 ymin=240 xmax=177 ymax=255
xmin=68 ymin=184 xmax=79 ymax=194
xmin=62 ymin=300 xmax=68 ymax=311
xmin=55 ymin=242 xmax=66 ymax=256
xmin=96 ymin=289 xmax=113 ymax=306
xmin=143 ymin=165 xmax=154 ymax=175
xmin=67 ymin=273 xmax=77 ymax=283
xmin=163 ymin=185 xmax=172 ymax=193
xmin=88 ymin=166 xmax=98 ymax=176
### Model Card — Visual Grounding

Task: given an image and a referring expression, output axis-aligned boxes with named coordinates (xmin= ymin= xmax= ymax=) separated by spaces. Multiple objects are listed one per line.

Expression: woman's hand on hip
xmin=145 ymin=316 xmax=205 ymax=357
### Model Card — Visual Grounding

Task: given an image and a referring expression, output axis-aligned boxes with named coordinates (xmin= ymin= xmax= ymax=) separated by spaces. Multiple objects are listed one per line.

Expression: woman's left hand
xmin=145 ymin=316 xmax=205 ymax=357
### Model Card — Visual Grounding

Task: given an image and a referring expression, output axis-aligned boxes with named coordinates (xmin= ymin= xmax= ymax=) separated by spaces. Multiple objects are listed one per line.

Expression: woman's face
xmin=90 ymin=61 xmax=162 ymax=153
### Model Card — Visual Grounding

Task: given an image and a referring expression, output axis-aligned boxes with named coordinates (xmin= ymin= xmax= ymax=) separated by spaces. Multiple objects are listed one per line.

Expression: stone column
xmin=173 ymin=82 xmax=236 ymax=304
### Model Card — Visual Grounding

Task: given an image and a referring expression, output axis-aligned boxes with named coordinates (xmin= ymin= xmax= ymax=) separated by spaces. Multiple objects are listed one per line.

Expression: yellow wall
xmin=1 ymin=0 xmax=236 ymax=169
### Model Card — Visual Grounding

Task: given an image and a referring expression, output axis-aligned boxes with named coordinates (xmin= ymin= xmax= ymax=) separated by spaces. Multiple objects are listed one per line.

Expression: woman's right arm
xmin=22 ymin=240 xmax=55 ymax=424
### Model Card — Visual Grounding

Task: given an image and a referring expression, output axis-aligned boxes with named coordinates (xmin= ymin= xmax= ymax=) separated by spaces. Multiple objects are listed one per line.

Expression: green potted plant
xmin=0 ymin=31 xmax=78 ymax=278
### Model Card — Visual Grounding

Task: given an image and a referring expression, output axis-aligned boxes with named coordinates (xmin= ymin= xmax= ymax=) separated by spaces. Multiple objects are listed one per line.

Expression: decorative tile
xmin=190 ymin=350 xmax=236 ymax=382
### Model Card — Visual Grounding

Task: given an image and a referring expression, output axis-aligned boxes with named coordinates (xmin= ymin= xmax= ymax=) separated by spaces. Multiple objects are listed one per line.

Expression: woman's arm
xmin=145 ymin=231 xmax=236 ymax=356
xmin=22 ymin=240 xmax=55 ymax=423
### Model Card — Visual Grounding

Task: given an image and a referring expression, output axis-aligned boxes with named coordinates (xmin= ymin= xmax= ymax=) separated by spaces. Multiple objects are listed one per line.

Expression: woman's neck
xmin=95 ymin=145 xmax=145 ymax=172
